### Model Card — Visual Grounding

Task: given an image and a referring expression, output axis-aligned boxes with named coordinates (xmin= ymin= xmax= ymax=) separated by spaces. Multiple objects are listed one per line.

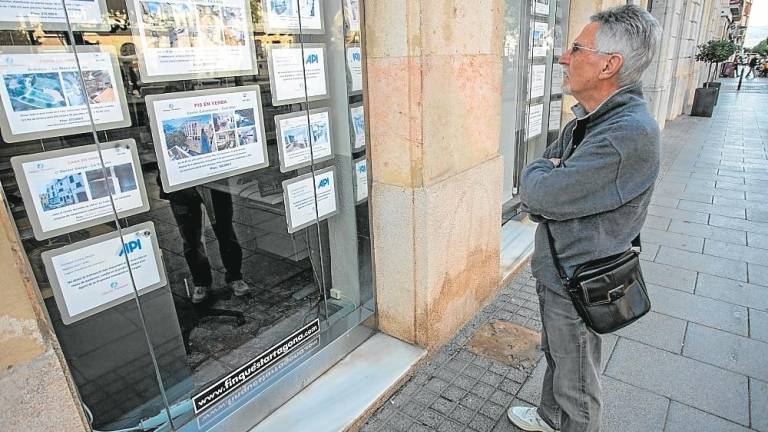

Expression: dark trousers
xmin=169 ymin=188 xmax=242 ymax=287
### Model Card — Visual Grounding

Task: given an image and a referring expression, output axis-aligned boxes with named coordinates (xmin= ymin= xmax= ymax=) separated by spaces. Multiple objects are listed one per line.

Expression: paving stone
xmin=470 ymin=413 xmax=496 ymax=432
xmin=749 ymin=263 xmax=768 ymax=287
xmin=748 ymin=232 xmax=768 ymax=250
xmin=641 ymin=261 xmax=697 ymax=293
xmin=459 ymin=393 xmax=484 ymax=411
xmin=664 ymin=401 xmax=751 ymax=432
xmin=655 ymin=246 xmax=748 ymax=281
xmin=640 ymin=242 xmax=660 ymax=261
xmin=431 ymin=397 xmax=456 ymax=416
xmin=704 ymin=239 xmax=768 ymax=266
xmin=710 ymin=214 xmax=768 ymax=235
xmin=751 ymin=309 xmax=768 ymax=343
xmin=604 ymin=338 xmax=749 ymax=425
xmin=677 ymin=199 xmax=747 ymax=219
xmin=448 ymin=404 xmax=475 ymax=424
xmin=650 ymin=196 xmax=680 ymax=208
xmin=416 ymin=408 xmax=446 ymax=429
xmin=647 ymin=205 xmax=710 ymax=224
xmin=615 ymin=311 xmax=687 ymax=353
xmin=515 ymin=358 xmax=545 ymax=405
xmin=696 ymin=273 xmax=768 ymax=311
xmin=751 ymin=378 xmax=768 ymax=432
xmin=600 ymin=376 xmax=669 ymax=432
xmin=683 ymin=323 xmax=768 ymax=381
xmin=668 ymin=219 xmax=747 ymax=245
xmin=715 ymin=196 xmax=768 ymax=212
xmin=641 ymin=227 xmax=705 ymax=252
xmin=601 ymin=333 xmax=618 ymax=372
xmin=644 ymin=214 xmax=672 ymax=230
xmin=748 ymin=208 xmax=768 ymax=222
xmin=651 ymin=284 xmax=748 ymax=335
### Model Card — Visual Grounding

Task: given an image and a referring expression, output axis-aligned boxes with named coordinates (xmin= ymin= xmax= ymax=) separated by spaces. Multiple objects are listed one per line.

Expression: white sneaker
xmin=507 ymin=406 xmax=558 ymax=432
xmin=231 ymin=280 xmax=252 ymax=297
xmin=191 ymin=285 xmax=208 ymax=303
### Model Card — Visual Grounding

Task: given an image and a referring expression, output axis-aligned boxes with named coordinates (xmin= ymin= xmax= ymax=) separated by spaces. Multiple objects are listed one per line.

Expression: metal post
xmin=738 ymin=66 xmax=745 ymax=91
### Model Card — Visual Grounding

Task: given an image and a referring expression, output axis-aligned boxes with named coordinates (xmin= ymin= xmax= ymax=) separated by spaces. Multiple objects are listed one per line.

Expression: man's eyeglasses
xmin=569 ymin=42 xmax=614 ymax=55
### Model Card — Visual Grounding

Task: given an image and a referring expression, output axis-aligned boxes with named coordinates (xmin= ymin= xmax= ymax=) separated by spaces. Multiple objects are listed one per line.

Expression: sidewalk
xmin=361 ymin=78 xmax=768 ymax=432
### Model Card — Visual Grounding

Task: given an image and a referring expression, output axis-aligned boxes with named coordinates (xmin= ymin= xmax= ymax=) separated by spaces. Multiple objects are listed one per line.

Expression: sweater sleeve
xmin=520 ymin=138 xmax=624 ymax=221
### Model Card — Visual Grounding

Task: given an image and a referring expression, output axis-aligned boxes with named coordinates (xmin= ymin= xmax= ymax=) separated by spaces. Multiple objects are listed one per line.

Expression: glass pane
xmin=0 ymin=10 xmax=176 ymax=432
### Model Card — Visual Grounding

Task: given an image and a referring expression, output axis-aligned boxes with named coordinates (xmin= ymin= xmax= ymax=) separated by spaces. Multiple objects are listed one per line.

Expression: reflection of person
xmin=747 ymin=56 xmax=759 ymax=78
xmin=507 ymin=6 xmax=661 ymax=432
xmin=167 ymin=185 xmax=251 ymax=302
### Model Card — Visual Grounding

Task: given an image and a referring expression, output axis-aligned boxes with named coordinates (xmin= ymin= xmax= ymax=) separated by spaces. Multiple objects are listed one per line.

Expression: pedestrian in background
xmin=505 ymin=5 xmax=661 ymax=432
xmin=747 ymin=55 xmax=759 ymax=78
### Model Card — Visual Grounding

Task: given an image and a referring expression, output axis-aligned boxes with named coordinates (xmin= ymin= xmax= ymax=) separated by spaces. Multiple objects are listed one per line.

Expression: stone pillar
xmin=365 ymin=0 xmax=504 ymax=348
xmin=0 ymin=194 xmax=88 ymax=431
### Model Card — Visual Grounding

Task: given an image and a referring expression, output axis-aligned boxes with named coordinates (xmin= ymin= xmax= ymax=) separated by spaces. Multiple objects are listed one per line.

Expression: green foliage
xmin=752 ymin=39 xmax=768 ymax=56
xmin=695 ymin=39 xmax=738 ymax=64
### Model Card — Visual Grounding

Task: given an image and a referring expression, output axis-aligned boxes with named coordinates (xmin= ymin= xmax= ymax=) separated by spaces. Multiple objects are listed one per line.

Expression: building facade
xmin=0 ymin=0 xmax=736 ymax=430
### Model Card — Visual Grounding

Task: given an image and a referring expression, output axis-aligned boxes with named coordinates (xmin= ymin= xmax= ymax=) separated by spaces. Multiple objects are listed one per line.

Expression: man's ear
xmin=599 ymin=54 xmax=624 ymax=80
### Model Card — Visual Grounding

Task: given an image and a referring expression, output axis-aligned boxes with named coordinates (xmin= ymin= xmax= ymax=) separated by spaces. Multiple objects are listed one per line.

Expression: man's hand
xmin=549 ymin=158 xmax=561 ymax=167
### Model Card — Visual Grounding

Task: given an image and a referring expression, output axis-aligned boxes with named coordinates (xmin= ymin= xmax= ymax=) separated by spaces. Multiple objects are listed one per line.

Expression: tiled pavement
xmin=361 ymin=78 xmax=768 ymax=432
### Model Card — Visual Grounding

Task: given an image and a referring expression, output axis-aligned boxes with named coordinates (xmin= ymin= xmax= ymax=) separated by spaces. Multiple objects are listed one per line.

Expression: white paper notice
xmin=526 ymin=104 xmax=543 ymax=140
xmin=283 ymin=168 xmax=338 ymax=233
xmin=552 ymin=64 xmax=563 ymax=95
xmin=531 ymin=22 xmax=549 ymax=58
xmin=534 ymin=0 xmax=549 ymax=15
xmin=0 ymin=0 xmax=106 ymax=29
xmin=276 ymin=109 xmax=333 ymax=172
xmin=347 ymin=45 xmax=362 ymax=92
xmin=12 ymin=140 xmax=149 ymax=240
xmin=350 ymin=103 xmax=365 ymax=149
xmin=0 ymin=48 xmax=129 ymax=142
xmin=43 ymin=223 xmax=166 ymax=324
xmin=148 ymin=86 xmax=269 ymax=192
xmin=354 ymin=158 xmax=368 ymax=202
xmin=529 ymin=64 xmax=546 ymax=99
xmin=344 ymin=0 xmax=360 ymax=32
xmin=128 ymin=0 xmax=256 ymax=82
xmin=262 ymin=0 xmax=323 ymax=33
xmin=268 ymin=45 xmax=328 ymax=105
xmin=549 ymin=101 xmax=562 ymax=131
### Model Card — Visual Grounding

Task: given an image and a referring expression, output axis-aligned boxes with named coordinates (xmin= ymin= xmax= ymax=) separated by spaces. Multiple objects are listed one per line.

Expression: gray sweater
xmin=521 ymin=83 xmax=660 ymax=290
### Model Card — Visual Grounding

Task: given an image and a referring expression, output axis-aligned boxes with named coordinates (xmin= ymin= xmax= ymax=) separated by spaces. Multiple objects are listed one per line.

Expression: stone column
xmin=0 ymin=193 xmax=87 ymax=431
xmin=364 ymin=0 xmax=504 ymax=348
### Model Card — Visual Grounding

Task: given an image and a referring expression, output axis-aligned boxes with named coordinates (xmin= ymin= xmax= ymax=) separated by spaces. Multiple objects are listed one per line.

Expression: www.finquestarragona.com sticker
xmin=192 ymin=318 xmax=320 ymax=413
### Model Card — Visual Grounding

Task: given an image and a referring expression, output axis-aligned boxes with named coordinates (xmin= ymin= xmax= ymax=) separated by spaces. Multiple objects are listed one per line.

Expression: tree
xmin=752 ymin=38 xmax=768 ymax=56
xmin=695 ymin=39 xmax=738 ymax=83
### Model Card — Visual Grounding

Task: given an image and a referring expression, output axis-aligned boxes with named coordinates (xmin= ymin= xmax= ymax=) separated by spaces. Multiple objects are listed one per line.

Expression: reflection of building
xmin=41 ymin=174 xmax=88 ymax=209
xmin=182 ymin=121 xmax=214 ymax=154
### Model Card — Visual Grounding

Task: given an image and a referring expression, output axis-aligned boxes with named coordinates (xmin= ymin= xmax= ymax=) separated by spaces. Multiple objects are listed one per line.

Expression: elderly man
xmin=507 ymin=5 xmax=661 ymax=432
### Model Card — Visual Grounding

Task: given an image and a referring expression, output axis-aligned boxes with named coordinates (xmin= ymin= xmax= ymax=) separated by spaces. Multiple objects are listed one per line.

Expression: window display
xmin=146 ymin=86 xmax=269 ymax=192
xmin=346 ymin=44 xmax=362 ymax=93
xmin=11 ymin=140 xmax=149 ymax=240
xmin=529 ymin=64 xmax=546 ymax=99
xmin=126 ymin=0 xmax=258 ymax=82
xmin=283 ymin=166 xmax=338 ymax=233
xmin=267 ymin=44 xmax=329 ymax=105
xmin=261 ymin=0 xmax=324 ymax=33
xmin=41 ymin=222 xmax=167 ymax=324
xmin=354 ymin=156 xmax=367 ymax=202
xmin=350 ymin=102 xmax=365 ymax=149
xmin=531 ymin=22 xmax=549 ymax=58
xmin=0 ymin=46 xmax=130 ymax=142
xmin=0 ymin=0 xmax=108 ymax=30
xmin=275 ymin=108 xmax=334 ymax=172
xmin=526 ymin=103 xmax=543 ymax=139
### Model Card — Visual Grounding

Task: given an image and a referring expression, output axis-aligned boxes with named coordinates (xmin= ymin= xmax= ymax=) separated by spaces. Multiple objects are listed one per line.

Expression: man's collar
xmin=570 ymin=81 xmax=644 ymax=121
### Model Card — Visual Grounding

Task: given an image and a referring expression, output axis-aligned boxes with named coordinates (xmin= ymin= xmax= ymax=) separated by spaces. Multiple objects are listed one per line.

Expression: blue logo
xmin=358 ymin=165 xmax=366 ymax=173
xmin=306 ymin=54 xmax=319 ymax=64
xmin=110 ymin=281 xmax=119 ymax=289
xmin=352 ymin=52 xmax=361 ymax=62
xmin=318 ymin=178 xmax=330 ymax=188
xmin=118 ymin=239 xmax=142 ymax=256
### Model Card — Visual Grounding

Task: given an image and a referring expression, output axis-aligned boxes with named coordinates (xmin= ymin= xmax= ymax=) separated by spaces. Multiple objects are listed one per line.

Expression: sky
xmin=745 ymin=0 xmax=768 ymax=47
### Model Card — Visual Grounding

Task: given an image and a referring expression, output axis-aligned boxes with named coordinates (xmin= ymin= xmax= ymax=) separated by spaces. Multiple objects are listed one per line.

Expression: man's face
xmin=559 ymin=22 xmax=608 ymax=97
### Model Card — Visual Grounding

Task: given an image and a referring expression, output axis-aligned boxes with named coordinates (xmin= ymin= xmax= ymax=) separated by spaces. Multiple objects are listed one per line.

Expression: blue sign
xmin=118 ymin=239 xmax=142 ymax=256
xmin=306 ymin=54 xmax=319 ymax=64
xmin=318 ymin=178 xmax=330 ymax=188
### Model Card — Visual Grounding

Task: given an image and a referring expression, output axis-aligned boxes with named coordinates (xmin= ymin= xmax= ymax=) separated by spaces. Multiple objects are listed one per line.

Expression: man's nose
xmin=559 ymin=51 xmax=570 ymax=65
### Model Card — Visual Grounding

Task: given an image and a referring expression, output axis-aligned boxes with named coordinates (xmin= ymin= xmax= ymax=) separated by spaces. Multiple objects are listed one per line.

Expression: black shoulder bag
xmin=544 ymin=224 xmax=651 ymax=334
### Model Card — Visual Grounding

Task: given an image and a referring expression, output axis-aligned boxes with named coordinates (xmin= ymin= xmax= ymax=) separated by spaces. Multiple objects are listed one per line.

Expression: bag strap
xmin=544 ymin=222 xmax=642 ymax=286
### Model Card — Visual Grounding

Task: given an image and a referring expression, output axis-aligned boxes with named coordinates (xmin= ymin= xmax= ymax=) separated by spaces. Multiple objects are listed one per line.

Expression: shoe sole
xmin=507 ymin=411 xmax=556 ymax=432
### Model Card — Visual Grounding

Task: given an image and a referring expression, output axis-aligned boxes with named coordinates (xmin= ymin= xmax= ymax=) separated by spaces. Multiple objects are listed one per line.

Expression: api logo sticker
xmin=317 ymin=177 xmax=330 ymax=188
xmin=118 ymin=239 xmax=142 ymax=256
xmin=305 ymin=53 xmax=319 ymax=64
xmin=351 ymin=52 xmax=361 ymax=62
xmin=357 ymin=164 xmax=367 ymax=174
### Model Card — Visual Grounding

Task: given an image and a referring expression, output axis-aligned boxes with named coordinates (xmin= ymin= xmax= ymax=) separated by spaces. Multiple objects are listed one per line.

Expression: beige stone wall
xmin=0 ymin=194 xmax=87 ymax=431
xmin=366 ymin=0 xmax=504 ymax=348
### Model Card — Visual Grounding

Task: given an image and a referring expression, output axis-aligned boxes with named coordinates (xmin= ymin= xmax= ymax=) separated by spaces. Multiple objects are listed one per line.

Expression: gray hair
xmin=590 ymin=5 xmax=661 ymax=86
